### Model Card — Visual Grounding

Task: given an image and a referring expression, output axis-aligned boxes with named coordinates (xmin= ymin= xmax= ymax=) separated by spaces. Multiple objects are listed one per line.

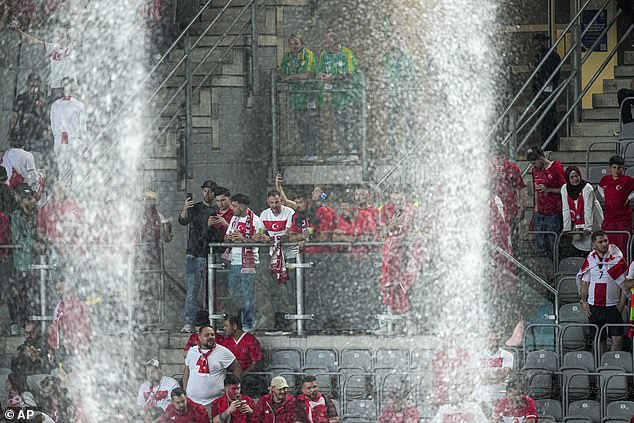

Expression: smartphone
xmin=186 ymin=192 xmax=193 ymax=201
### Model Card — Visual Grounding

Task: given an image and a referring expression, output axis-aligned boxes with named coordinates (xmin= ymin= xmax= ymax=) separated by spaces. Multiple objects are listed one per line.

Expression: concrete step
xmin=614 ymin=64 xmax=634 ymax=78
xmin=582 ymin=107 xmax=618 ymax=121
xmin=624 ymin=51 xmax=634 ymax=65
xmin=559 ymin=136 xmax=619 ymax=151
xmin=549 ymin=150 xmax=613 ymax=163
xmin=592 ymin=92 xmax=618 ymax=108
xmin=570 ymin=121 xmax=619 ymax=137
xmin=166 ymin=47 xmax=234 ymax=65
xmin=603 ymin=78 xmax=632 ymax=93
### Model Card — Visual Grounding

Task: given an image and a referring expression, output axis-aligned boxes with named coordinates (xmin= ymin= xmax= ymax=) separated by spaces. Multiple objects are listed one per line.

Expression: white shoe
xmin=181 ymin=324 xmax=193 ymax=333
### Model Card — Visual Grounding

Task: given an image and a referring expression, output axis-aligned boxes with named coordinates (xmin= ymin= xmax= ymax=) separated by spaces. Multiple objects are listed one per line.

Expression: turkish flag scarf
xmin=271 ymin=237 xmax=289 ymax=284
xmin=196 ymin=345 xmax=214 ymax=374
xmin=297 ymin=393 xmax=328 ymax=423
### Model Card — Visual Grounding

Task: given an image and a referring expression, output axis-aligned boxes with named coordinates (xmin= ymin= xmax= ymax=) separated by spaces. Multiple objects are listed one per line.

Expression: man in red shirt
xmin=491 ymin=378 xmax=537 ymax=423
xmin=288 ymin=188 xmax=338 ymax=253
xmin=527 ymin=146 xmax=566 ymax=258
xmin=209 ymin=186 xmax=234 ymax=235
xmin=598 ymin=155 xmax=634 ymax=255
xmin=217 ymin=314 xmax=264 ymax=396
xmin=157 ymin=387 xmax=209 ymax=423
xmin=211 ymin=374 xmax=256 ymax=423
xmin=491 ymin=151 xmax=527 ymax=243
xmin=354 ymin=187 xmax=379 ymax=226
xmin=252 ymin=376 xmax=295 ymax=423
xmin=332 ymin=199 xmax=378 ymax=253
xmin=293 ymin=375 xmax=339 ymax=423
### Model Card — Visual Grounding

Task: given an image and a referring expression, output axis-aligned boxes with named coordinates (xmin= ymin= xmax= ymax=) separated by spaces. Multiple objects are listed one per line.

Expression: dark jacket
xmin=178 ymin=201 xmax=222 ymax=257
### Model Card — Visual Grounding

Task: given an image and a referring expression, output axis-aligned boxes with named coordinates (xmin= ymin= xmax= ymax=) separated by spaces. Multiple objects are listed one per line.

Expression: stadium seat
xmin=374 ymin=348 xmax=409 ymax=369
xmin=279 ymin=372 xmax=306 ymax=393
xmin=410 ymin=348 xmax=435 ymax=370
xmin=340 ymin=349 xmax=373 ymax=371
xmin=314 ymin=371 xmax=341 ymax=399
xmin=266 ymin=365 xmax=294 ymax=377
xmin=598 ymin=367 xmax=629 ymax=401
xmin=600 ymin=351 xmax=633 ymax=373
xmin=605 ymin=401 xmax=634 ymax=420
xmin=562 ymin=368 xmax=592 ymax=400
xmin=567 ymin=400 xmax=601 ymax=423
xmin=536 ymin=399 xmax=563 ymax=422
xmin=305 ymin=348 xmax=338 ymax=371
xmin=523 ymin=350 xmax=559 ymax=399
xmin=343 ymin=372 xmax=375 ymax=400
xmin=302 ymin=366 xmax=329 ymax=375
xmin=586 ymin=166 xmax=609 ymax=185
xmin=270 ymin=348 xmax=303 ymax=371
xmin=562 ymin=351 xmax=595 ymax=372
xmin=558 ymin=257 xmax=585 ymax=275
xmin=539 ymin=416 xmax=557 ymax=423
xmin=524 ymin=350 xmax=559 ymax=371
xmin=557 ymin=276 xmax=580 ymax=304
xmin=345 ymin=399 xmax=377 ymax=420
xmin=379 ymin=373 xmax=414 ymax=412
xmin=560 ymin=304 xmax=587 ymax=323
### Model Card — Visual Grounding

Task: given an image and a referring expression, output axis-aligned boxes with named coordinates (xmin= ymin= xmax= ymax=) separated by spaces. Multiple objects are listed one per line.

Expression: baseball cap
xmin=145 ymin=358 xmax=160 ymax=368
xmin=201 ymin=180 xmax=217 ymax=189
xmin=271 ymin=376 xmax=289 ymax=389
xmin=526 ymin=146 xmax=545 ymax=162
xmin=144 ymin=190 xmax=158 ymax=200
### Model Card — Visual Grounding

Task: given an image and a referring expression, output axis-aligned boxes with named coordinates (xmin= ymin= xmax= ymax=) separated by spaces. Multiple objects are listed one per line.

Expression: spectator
xmin=0 ymin=166 xmax=17 ymax=214
xmin=15 ymin=26 xmax=77 ymax=100
xmin=533 ymin=33 xmax=561 ymax=151
xmin=354 ymin=187 xmax=379 ymax=226
xmin=288 ymin=186 xmax=337 ymax=253
xmin=526 ymin=146 xmax=565 ymax=258
xmin=218 ymin=314 xmax=264 ymax=396
xmin=225 ymin=193 xmax=266 ymax=332
xmin=378 ymin=391 xmax=420 ymax=423
xmin=598 ymin=155 xmax=634 ymax=255
xmin=183 ymin=325 xmax=242 ymax=415
xmin=9 ymin=184 xmax=43 ymax=336
xmin=617 ymin=79 xmax=634 ymax=127
xmin=0 ymin=0 xmax=36 ymax=31
xmin=48 ymin=276 xmax=91 ymax=372
xmin=139 ymin=190 xmax=173 ymax=262
xmin=332 ymin=198 xmax=378 ymax=245
xmin=469 ymin=330 xmax=514 ymax=412
xmin=293 ymin=375 xmax=339 ymax=423
xmin=4 ymin=372 xmax=37 ymax=410
xmin=11 ymin=321 xmax=52 ymax=377
xmin=490 ymin=378 xmax=537 ymax=423
xmin=182 ymin=310 xmax=216 ymax=358
xmin=490 ymin=150 xmax=527 ymax=243
xmin=577 ymin=231 xmax=629 ymax=354
xmin=39 ymin=376 xmax=83 ymax=423
xmin=211 ymin=373 xmax=255 ymax=423
xmin=561 ymin=165 xmax=603 ymax=253
xmin=278 ymin=33 xmax=319 ymax=161
xmin=156 ymin=387 xmax=209 ymax=423
xmin=37 ymin=180 xmax=83 ymax=256
xmin=1 ymin=136 xmax=43 ymax=193
xmin=318 ymin=31 xmax=360 ymax=162
xmin=136 ymin=358 xmax=180 ymax=420
xmin=7 ymin=73 xmax=52 ymax=154
xmin=252 ymin=376 xmax=295 ymax=423
xmin=0 ymin=195 xmax=11 ymax=305
xmin=50 ymin=77 xmax=87 ymax=181
xmin=209 ymin=186 xmax=233 ymax=236
xmin=178 ymin=180 xmax=223 ymax=333
xmin=260 ymin=190 xmax=296 ymax=314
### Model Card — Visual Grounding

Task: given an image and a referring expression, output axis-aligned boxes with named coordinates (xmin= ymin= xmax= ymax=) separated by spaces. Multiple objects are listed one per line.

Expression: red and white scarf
xmin=297 ymin=393 xmax=328 ymax=423
xmin=196 ymin=345 xmax=215 ymax=374
xmin=270 ymin=237 xmax=288 ymax=284
xmin=567 ymin=193 xmax=586 ymax=228
xmin=576 ymin=244 xmax=629 ymax=297
xmin=230 ymin=209 xmax=257 ymax=274
xmin=143 ymin=383 xmax=168 ymax=410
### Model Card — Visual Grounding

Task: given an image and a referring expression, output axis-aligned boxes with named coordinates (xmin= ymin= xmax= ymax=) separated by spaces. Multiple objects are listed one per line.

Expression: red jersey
xmin=492 ymin=157 xmax=526 ymax=220
xmin=252 ymin=393 xmax=296 ymax=423
xmin=0 ymin=212 xmax=11 ymax=257
xmin=48 ymin=295 xmax=91 ymax=352
xmin=532 ymin=160 xmax=565 ymax=215
xmin=599 ymin=174 xmax=634 ymax=222
xmin=211 ymin=394 xmax=256 ymax=423
xmin=214 ymin=208 xmax=234 ymax=236
xmin=157 ymin=397 xmax=209 ymax=423
xmin=359 ymin=205 xmax=379 ymax=226
xmin=289 ymin=206 xmax=337 ymax=253
xmin=217 ymin=332 xmax=263 ymax=372
xmin=335 ymin=210 xmax=378 ymax=253
xmin=491 ymin=396 xmax=537 ymax=423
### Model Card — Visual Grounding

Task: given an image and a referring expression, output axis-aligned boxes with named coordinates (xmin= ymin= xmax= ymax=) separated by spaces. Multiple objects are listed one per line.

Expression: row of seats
xmin=261 ymin=347 xmax=433 ymax=373
xmin=537 ymin=398 xmax=634 ymax=423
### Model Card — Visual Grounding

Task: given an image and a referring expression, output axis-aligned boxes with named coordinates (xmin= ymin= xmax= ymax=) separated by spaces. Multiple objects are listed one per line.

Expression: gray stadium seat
xmin=305 ymin=348 xmax=338 ymax=371
xmin=410 ymin=348 xmax=434 ymax=369
xmin=560 ymin=304 xmax=588 ymax=323
xmin=587 ymin=166 xmax=609 ymax=185
xmin=600 ymin=351 xmax=633 ymax=373
xmin=343 ymin=372 xmax=375 ymax=400
xmin=340 ymin=349 xmax=373 ymax=371
xmin=567 ymin=400 xmax=601 ymax=423
xmin=562 ymin=351 xmax=595 ymax=372
xmin=524 ymin=350 xmax=559 ymax=371
xmin=560 ymin=323 xmax=591 ymax=353
xmin=540 ymin=416 xmax=557 ymax=423
xmin=561 ymin=351 xmax=594 ymax=399
xmin=379 ymin=373 xmax=414 ymax=411
xmin=605 ymin=401 xmax=634 ymax=420
xmin=270 ymin=348 xmax=303 ymax=371
xmin=598 ymin=367 xmax=629 ymax=401
xmin=557 ymin=276 xmax=580 ymax=304
xmin=558 ymin=257 xmax=585 ymax=275
xmin=375 ymin=348 xmax=409 ymax=369
xmin=345 ymin=399 xmax=377 ymax=420
xmin=279 ymin=372 xmax=305 ymax=393
xmin=536 ymin=399 xmax=563 ymax=422
xmin=314 ymin=372 xmax=341 ymax=399
xmin=523 ymin=350 xmax=559 ymax=399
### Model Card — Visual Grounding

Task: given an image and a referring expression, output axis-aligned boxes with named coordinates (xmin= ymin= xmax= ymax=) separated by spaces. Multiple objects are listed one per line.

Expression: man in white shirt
xmin=183 ymin=325 xmax=242 ymax=417
xmin=225 ymin=193 xmax=266 ymax=331
xmin=137 ymin=358 xmax=180 ymax=421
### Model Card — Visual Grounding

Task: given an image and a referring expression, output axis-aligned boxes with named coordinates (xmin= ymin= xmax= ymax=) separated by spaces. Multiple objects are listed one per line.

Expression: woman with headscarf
xmin=561 ymin=165 xmax=603 ymax=252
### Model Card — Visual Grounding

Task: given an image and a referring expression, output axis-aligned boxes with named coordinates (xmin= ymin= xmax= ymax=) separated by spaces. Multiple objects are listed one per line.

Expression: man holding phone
xmin=178 ymin=180 xmax=223 ymax=333
xmin=211 ymin=373 xmax=255 ymax=423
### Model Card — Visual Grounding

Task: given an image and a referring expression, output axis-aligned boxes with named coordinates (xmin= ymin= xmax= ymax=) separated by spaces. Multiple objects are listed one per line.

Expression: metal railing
xmin=66 ymin=0 xmax=260 ymax=191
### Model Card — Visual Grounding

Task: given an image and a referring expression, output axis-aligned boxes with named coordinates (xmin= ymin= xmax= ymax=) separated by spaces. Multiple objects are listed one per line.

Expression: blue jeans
xmin=184 ymin=255 xmax=206 ymax=325
xmin=533 ymin=213 xmax=562 ymax=258
xmin=228 ymin=265 xmax=257 ymax=329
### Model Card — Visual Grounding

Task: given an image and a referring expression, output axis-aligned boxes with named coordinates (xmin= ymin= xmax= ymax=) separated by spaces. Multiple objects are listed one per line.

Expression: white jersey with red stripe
xmin=260 ymin=205 xmax=297 ymax=259
xmin=1 ymin=148 xmax=41 ymax=192
xmin=577 ymin=244 xmax=628 ymax=306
